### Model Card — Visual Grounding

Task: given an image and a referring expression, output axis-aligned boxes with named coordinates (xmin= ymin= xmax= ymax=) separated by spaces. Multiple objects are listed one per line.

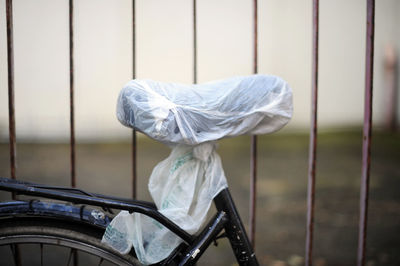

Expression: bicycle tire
xmin=0 ymin=217 xmax=141 ymax=266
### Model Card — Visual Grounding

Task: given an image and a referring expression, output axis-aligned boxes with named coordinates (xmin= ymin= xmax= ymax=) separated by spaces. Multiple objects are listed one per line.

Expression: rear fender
xmin=0 ymin=200 xmax=112 ymax=230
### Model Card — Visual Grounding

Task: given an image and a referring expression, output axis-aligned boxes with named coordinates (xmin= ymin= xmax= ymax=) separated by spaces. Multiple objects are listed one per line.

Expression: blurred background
xmin=0 ymin=0 xmax=399 ymax=265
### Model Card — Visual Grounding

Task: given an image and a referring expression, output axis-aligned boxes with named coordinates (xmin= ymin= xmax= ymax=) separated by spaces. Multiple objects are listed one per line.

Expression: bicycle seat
xmin=117 ymin=74 xmax=292 ymax=145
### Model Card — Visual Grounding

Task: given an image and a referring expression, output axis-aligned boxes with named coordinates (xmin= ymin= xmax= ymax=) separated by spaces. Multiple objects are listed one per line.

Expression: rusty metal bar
xmin=305 ymin=0 xmax=319 ymax=265
xmin=249 ymin=0 xmax=258 ymax=248
xmin=6 ymin=0 xmax=17 ymax=200
xmin=131 ymin=130 xmax=137 ymax=199
xmin=69 ymin=0 xmax=76 ymax=188
xmin=132 ymin=0 xmax=137 ymax=199
xmin=6 ymin=1 xmax=20 ymax=263
xmin=252 ymin=0 xmax=258 ymax=74
xmin=193 ymin=0 xmax=197 ymax=84
xmin=357 ymin=0 xmax=375 ymax=265
xmin=249 ymin=135 xmax=257 ymax=247
xmin=383 ymin=45 xmax=398 ymax=131
xmin=132 ymin=0 xmax=136 ymax=80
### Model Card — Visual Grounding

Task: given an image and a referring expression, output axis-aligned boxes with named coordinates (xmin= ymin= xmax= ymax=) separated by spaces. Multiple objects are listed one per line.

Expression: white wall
xmin=0 ymin=0 xmax=399 ymax=141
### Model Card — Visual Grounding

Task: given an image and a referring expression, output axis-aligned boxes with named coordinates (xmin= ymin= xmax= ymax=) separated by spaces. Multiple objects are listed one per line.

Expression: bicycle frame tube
xmin=214 ymin=188 xmax=259 ymax=265
xmin=178 ymin=211 xmax=228 ymax=265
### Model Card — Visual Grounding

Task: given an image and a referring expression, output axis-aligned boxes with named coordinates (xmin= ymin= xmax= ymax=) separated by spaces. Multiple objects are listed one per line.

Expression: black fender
xmin=0 ymin=200 xmax=112 ymax=230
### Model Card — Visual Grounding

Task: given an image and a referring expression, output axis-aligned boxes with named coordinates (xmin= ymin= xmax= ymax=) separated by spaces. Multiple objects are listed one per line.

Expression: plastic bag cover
xmin=117 ymin=74 xmax=293 ymax=145
xmin=102 ymin=142 xmax=228 ymax=265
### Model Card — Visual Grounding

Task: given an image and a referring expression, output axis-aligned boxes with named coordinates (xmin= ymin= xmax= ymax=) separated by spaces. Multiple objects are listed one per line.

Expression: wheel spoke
xmin=40 ymin=243 xmax=43 ymax=266
xmin=66 ymin=248 xmax=79 ymax=266
xmin=10 ymin=244 xmax=22 ymax=266
xmin=67 ymin=248 xmax=74 ymax=266
xmin=0 ymin=219 xmax=137 ymax=265
xmin=73 ymin=249 xmax=78 ymax=266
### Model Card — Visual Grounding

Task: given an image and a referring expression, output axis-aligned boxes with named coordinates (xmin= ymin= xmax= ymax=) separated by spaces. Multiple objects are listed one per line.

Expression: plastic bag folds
xmin=102 ymin=142 xmax=228 ymax=265
xmin=117 ymin=74 xmax=293 ymax=145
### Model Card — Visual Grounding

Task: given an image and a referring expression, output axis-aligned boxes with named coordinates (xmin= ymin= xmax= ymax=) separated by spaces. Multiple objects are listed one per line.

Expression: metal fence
xmin=4 ymin=0 xmax=376 ymax=265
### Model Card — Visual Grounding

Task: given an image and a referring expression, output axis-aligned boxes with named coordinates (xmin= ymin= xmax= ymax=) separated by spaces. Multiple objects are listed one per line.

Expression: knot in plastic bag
xmin=193 ymin=142 xmax=216 ymax=162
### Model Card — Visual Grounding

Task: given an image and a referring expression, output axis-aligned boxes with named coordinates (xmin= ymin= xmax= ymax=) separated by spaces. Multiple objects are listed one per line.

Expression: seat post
xmin=214 ymin=188 xmax=259 ymax=266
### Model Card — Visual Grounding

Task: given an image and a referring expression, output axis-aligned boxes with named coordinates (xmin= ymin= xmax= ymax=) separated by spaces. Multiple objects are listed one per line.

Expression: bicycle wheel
xmin=0 ymin=217 xmax=141 ymax=266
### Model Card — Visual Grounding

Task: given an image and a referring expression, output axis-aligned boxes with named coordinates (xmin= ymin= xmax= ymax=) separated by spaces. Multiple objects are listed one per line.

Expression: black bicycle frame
xmin=0 ymin=177 xmax=258 ymax=265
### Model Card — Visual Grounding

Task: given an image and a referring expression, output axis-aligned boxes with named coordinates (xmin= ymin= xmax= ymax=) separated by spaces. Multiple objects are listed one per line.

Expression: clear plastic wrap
xmin=103 ymin=74 xmax=293 ymax=265
xmin=117 ymin=74 xmax=293 ymax=145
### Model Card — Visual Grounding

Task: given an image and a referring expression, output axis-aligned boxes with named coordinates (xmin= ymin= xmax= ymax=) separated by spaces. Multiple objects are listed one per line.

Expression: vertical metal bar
xmin=70 ymin=2 xmax=78 ymax=256
xmin=69 ymin=0 xmax=76 ymax=188
xmin=131 ymin=131 xmax=137 ymax=199
xmin=357 ymin=0 xmax=375 ymax=265
xmin=253 ymin=0 xmax=258 ymax=74
xmin=193 ymin=0 xmax=197 ymax=84
xmin=249 ymin=136 xmax=257 ymax=247
xmin=306 ymin=0 xmax=319 ymax=265
xmin=383 ymin=45 xmax=398 ymax=131
xmin=132 ymin=0 xmax=137 ymax=199
xmin=249 ymin=0 xmax=258 ymax=248
xmin=6 ymin=0 xmax=17 ymax=200
xmin=132 ymin=0 xmax=136 ymax=80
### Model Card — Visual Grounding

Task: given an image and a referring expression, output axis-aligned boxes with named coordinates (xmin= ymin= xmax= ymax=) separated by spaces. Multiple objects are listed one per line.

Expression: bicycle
xmin=0 ymin=75 xmax=292 ymax=265
xmin=0 ymin=177 xmax=257 ymax=265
